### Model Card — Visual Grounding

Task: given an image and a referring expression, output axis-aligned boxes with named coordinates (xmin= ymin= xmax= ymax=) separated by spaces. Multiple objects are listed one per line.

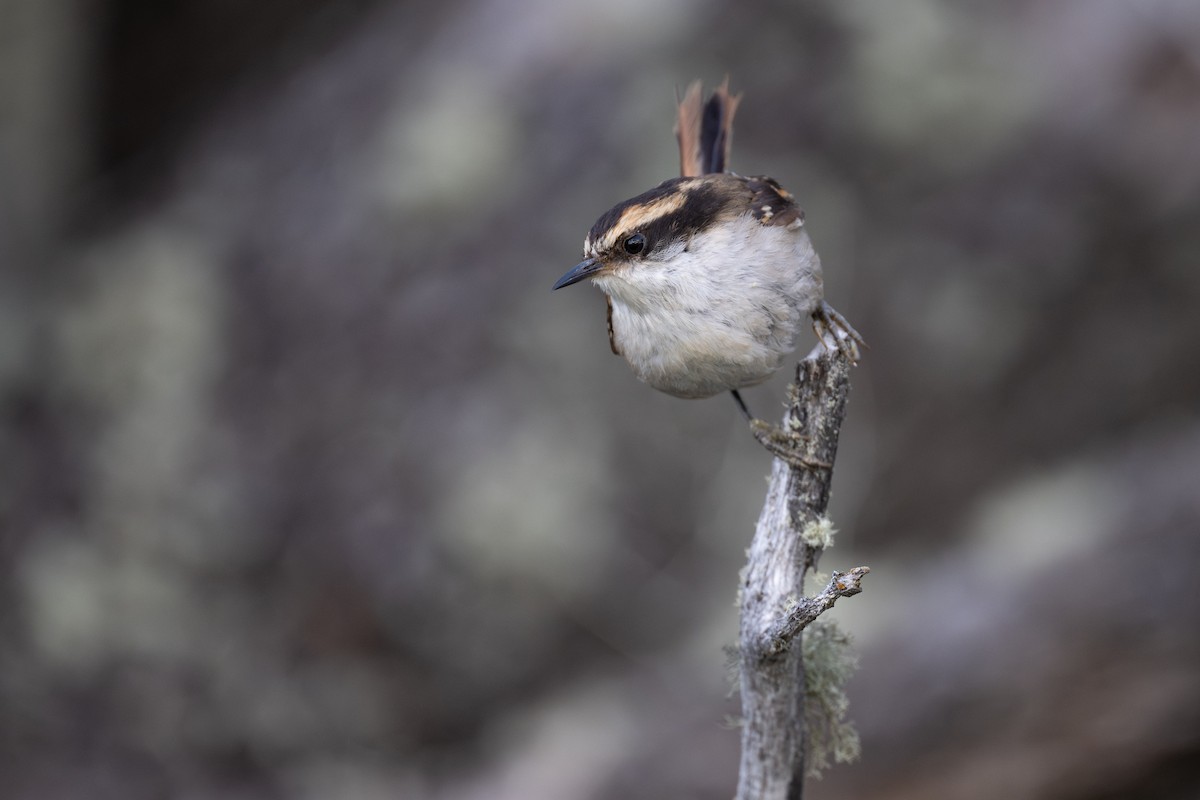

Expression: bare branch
xmin=735 ymin=349 xmax=869 ymax=800
xmin=758 ymin=567 xmax=871 ymax=660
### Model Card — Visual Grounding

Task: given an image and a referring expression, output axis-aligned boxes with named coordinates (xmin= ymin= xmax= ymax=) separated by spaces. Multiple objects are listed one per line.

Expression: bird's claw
xmin=812 ymin=302 xmax=866 ymax=364
xmin=749 ymin=419 xmax=833 ymax=471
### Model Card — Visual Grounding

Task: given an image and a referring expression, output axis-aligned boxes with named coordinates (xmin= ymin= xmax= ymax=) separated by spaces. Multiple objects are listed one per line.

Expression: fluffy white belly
xmin=610 ymin=299 xmax=793 ymax=397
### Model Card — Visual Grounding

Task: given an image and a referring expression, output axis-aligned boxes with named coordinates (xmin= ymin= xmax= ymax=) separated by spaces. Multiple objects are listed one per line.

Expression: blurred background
xmin=3 ymin=0 xmax=1199 ymax=797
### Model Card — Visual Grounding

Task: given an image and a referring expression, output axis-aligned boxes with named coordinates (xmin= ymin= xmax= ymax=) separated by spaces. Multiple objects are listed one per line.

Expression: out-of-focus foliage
xmin=2 ymin=1 xmax=1198 ymax=798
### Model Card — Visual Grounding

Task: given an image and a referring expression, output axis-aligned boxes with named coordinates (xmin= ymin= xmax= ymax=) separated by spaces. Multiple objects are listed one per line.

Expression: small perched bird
xmin=553 ymin=80 xmax=863 ymax=460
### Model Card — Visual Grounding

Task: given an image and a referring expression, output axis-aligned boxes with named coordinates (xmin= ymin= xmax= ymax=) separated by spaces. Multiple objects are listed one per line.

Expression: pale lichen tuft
xmin=803 ymin=620 xmax=861 ymax=778
xmin=800 ymin=516 xmax=836 ymax=549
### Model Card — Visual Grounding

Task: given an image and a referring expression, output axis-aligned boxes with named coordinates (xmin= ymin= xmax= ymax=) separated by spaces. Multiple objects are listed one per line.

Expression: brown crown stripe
xmin=584 ymin=174 xmax=806 ymax=259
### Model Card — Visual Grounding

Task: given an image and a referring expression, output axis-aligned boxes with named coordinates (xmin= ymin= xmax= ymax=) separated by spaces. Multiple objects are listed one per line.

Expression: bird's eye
xmin=623 ymin=233 xmax=646 ymax=255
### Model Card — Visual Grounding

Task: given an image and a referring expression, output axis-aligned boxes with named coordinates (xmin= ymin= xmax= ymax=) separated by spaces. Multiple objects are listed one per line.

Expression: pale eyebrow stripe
xmin=595 ymin=191 xmax=689 ymax=252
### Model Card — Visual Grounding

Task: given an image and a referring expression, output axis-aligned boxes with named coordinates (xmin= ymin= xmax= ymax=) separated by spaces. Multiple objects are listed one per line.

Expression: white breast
xmin=593 ymin=214 xmax=824 ymax=399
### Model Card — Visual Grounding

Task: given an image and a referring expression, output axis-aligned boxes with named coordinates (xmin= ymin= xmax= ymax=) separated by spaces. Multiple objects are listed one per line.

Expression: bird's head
xmin=552 ymin=175 xmax=738 ymax=294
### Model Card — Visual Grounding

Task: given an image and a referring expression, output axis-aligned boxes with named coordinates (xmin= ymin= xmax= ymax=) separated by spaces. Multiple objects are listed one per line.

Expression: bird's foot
xmin=749 ymin=418 xmax=833 ymax=471
xmin=813 ymin=301 xmax=867 ymax=364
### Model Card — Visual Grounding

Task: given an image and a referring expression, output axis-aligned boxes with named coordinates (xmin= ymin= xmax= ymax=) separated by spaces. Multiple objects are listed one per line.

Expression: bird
xmin=553 ymin=79 xmax=864 ymax=463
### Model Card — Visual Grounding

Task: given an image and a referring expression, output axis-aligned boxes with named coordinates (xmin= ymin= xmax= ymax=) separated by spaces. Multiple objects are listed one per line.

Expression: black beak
xmin=552 ymin=257 xmax=602 ymax=290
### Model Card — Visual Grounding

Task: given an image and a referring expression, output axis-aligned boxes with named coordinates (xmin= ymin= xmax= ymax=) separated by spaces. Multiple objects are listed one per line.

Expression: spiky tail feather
xmin=676 ymin=78 xmax=742 ymax=177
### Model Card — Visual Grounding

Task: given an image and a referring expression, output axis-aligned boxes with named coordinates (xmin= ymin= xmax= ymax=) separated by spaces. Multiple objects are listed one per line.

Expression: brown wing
xmin=606 ymin=296 xmax=621 ymax=355
xmin=746 ymin=175 xmax=804 ymax=228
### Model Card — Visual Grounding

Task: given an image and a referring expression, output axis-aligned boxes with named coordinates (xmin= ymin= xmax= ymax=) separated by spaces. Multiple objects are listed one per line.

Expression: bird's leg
xmin=730 ymin=391 xmax=832 ymax=471
xmin=812 ymin=301 xmax=866 ymax=364
xmin=731 ymin=389 xmax=754 ymax=422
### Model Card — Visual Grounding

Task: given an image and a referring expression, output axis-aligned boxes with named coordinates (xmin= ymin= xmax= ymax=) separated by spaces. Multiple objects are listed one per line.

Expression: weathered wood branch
xmin=757 ymin=567 xmax=870 ymax=660
xmin=735 ymin=348 xmax=868 ymax=800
